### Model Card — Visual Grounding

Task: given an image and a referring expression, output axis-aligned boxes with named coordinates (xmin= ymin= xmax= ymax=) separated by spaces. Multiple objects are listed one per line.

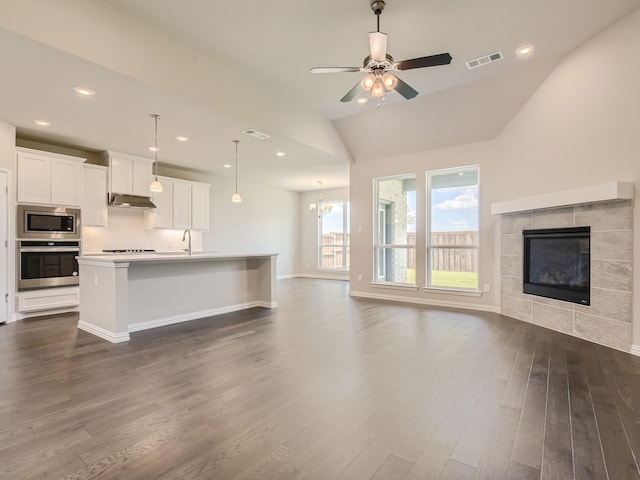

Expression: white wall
xmin=496 ymin=8 xmax=640 ymax=346
xmin=298 ymin=186 xmax=350 ymax=279
xmin=349 ymin=140 xmax=500 ymax=312
xmin=206 ymin=176 xmax=299 ymax=278
xmin=0 ymin=120 xmax=16 ymax=171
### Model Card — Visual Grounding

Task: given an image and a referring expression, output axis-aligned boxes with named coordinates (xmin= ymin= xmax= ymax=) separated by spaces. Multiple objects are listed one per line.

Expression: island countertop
xmin=78 ymin=252 xmax=278 ymax=264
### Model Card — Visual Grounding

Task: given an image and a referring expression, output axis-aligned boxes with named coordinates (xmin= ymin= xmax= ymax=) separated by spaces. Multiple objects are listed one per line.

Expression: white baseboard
xmin=349 ymin=290 xmax=500 ymax=314
xmin=78 ymin=320 xmax=130 ymax=343
xmin=630 ymin=345 xmax=640 ymax=357
xmin=128 ymin=301 xmax=276 ymax=333
xmin=277 ymin=274 xmax=298 ymax=279
xmin=14 ymin=306 xmax=79 ymax=321
xmin=296 ymin=273 xmax=349 ymax=281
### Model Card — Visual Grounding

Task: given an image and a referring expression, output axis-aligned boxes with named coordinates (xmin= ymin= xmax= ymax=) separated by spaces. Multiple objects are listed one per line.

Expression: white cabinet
xmin=105 ymin=151 xmax=154 ymax=196
xmin=172 ymin=180 xmax=191 ymax=230
xmin=191 ymin=183 xmax=210 ymax=231
xmin=17 ymin=148 xmax=84 ymax=206
xmin=147 ymin=177 xmax=210 ymax=231
xmin=148 ymin=176 xmax=173 ymax=229
xmin=18 ymin=287 xmax=80 ymax=313
xmin=82 ymin=164 xmax=108 ymax=227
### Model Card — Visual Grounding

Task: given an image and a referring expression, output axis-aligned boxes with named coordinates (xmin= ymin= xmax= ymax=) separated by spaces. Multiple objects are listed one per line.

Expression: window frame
xmin=425 ymin=165 xmax=480 ymax=292
xmin=373 ymin=174 xmax=417 ymax=286
xmin=317 ymin=199 xmax=350 ymax=271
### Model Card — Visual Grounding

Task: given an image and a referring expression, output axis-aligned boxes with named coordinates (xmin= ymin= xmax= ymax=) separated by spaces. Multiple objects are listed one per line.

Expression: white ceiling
xmin=0 ymin=0 xmax=638 ymax=191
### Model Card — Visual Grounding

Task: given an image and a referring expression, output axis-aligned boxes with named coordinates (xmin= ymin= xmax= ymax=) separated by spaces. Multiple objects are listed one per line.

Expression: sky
xmin=431 ymin=185 xmax=479 ymax=232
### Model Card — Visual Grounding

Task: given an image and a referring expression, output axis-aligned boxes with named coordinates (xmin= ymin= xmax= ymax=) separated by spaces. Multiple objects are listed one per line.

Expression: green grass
xmin=431 ymin=270 xmax=478 ymax=289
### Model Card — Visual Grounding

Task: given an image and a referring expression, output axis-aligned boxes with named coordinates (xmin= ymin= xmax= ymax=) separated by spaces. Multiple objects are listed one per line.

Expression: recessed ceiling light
xmin=275 ymin=151 xmax=286 ymax=157
xmin=176 ymin=136 xmax=189 ymax=142
xmin=356 ymin=97 xmax=368 ymax=104
xmin=34 ymin=119 xmax=51 ymax=127
xmin=515 ymin=44 xmax=535 ymax=57
xmin=148 ymin=146 xmax=158 ymax=152
xmin=73 ymin=86 xmax=96 ymax=96
xmin=223 ymin=164 xmax=232 ymax=169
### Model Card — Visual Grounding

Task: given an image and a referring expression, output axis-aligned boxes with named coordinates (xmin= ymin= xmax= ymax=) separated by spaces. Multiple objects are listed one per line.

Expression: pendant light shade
xmin=231 ymin=140 xmax=242 ymax=203
xmin=149 ymin=114 xmax=163 ymax=193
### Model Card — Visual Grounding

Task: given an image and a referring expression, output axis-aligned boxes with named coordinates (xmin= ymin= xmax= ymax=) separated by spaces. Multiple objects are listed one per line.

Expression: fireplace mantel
xmin=491 ymin=181 xmax=634 ymax=215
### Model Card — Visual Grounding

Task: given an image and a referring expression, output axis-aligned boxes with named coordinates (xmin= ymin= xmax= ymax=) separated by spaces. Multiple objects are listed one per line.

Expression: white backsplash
xmin=82 ymin=208 xmax=202 ymax=253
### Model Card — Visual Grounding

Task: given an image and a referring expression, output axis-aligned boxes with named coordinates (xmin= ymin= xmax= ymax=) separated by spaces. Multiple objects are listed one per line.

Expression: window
xmin=374 ymin=175 xmax=416 ymax=285
xmin=319 ymin=201 xmax=350 ymax=270
xmin=427 ymin=166 xmax=479 ymax=290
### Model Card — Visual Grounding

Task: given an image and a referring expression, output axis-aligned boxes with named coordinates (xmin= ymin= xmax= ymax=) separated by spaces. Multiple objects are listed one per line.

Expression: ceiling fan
xmin=310 ymin=0 xmax=452 ymax=103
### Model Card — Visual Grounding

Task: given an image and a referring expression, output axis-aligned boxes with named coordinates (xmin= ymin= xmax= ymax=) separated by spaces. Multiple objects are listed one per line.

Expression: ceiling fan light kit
xmin=310 ymin=0 xmax=452 ymax=104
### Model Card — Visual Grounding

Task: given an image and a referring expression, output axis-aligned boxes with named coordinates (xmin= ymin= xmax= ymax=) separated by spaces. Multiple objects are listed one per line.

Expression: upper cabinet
xmin=104 ymin=151 xmax=154 ymax=196
xmin=16 ymin=148 xmax=85 ymax=206
xmin=147 ymin=177 xmax=210 ymax=231
xmin=82 ymin=164 xmax=108 ymax=227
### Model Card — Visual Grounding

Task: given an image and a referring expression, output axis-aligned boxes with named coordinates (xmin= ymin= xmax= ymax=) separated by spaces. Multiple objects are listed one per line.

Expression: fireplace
xmin=523 ymin=226 xmax=590 ymax=305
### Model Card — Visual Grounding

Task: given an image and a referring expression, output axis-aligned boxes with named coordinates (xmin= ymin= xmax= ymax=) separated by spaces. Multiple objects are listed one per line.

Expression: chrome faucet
xmin=182 ymin=229 xmax=192 ymax=255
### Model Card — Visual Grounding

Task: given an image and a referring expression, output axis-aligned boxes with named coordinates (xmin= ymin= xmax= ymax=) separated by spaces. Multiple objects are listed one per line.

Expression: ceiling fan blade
xmin=340 ymin=82 xmax=362 ymax=103
xmin=369 ymin=32 xmax=388 ymax=62
xmin=393 ymin=77 xmax=419 ymax=100
xmin=396 ymin=53 xmax=452 ymax=71
xmin=310 ymin=66 xmax=362 ymax=73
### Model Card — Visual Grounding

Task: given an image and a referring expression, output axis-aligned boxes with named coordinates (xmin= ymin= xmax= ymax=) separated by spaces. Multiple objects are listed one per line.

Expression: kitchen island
xmin=76 ymin=252 xmax=278 ymax=342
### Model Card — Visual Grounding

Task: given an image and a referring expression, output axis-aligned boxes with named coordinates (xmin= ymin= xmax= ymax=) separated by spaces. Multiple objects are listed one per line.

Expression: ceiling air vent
xmin=242 ymin=129 xmax=270 ymax=140
xmin=465 ymin=51 xmax=503 ymax=70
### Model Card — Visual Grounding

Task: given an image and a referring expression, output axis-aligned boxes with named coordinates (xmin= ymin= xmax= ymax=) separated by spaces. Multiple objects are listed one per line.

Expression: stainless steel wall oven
xmin=17 ymin=240 xmax=80 ymax=290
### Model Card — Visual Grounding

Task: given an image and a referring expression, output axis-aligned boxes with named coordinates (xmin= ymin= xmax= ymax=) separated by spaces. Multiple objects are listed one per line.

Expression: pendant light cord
xmin=234 ymin=140 xmax=239 ymax=193
xmin=152 ymin=114 xmax=160 ymax=180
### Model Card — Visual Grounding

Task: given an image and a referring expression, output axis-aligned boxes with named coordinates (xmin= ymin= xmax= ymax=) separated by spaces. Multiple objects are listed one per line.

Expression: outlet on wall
xmin=358 ymin=274 xmax=363 ymax=282
xmin=483 ymin=284 xmax=490 ymax=293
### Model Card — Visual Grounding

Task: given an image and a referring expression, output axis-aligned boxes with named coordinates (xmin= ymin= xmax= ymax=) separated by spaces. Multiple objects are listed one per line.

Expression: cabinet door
xmin=110 ymin=156 xmax=132 ymax=194
xmin=132 ymin=160 xmax=153 ymax=196
xmin=149 ymin=176 xmax=173 ymax=229
xmin=191 ymin=183 xmax=210 ymax=231
xmin=82 ymin=165 xmax=108 ymax=227
xmin=17 ymin=152 xmax=51 ymax=204
xmin=51 ymin=159 xmax=83 ymax=206
xmin=172 ymin=181 xmax=191 ymax=230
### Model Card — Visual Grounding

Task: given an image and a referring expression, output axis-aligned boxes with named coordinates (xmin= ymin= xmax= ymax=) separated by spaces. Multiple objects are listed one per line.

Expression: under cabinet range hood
xmin=108 ymin=193 xmax=156 ymax=209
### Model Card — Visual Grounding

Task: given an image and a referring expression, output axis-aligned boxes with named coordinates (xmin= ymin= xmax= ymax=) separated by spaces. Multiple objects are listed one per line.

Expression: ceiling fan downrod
xmin=370 ymin=0 xmax=385 ymax=31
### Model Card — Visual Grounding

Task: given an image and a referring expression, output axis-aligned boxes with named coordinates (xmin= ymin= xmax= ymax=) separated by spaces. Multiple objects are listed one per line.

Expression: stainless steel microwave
xmin=17 ymin=205 xmax=81 ymax=240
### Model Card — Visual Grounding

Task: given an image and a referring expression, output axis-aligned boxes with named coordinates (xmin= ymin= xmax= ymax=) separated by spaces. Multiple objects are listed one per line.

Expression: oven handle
xmin=19 ymin=247 xmax=81 ymax=253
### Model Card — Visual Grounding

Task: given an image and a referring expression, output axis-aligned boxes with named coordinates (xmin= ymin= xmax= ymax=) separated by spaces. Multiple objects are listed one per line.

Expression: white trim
xmin=277 ymin=274 xmax=299 ymax=280
xmin=350 ymin=290 xmax=500 ymax=314
xmin=297 ymin=273 xmax=349 ymax=281
xmin=370 ymin=282 xmax=419 ymax=292
xmin=128 ymin=301 xmax=277 ymax=333
xmin=15 ymin=306 xmax=78 ymax=320
xmin=491 ymin=181 xmax=634 ymax=215
xmin=78 ymin=320 xmax=130 ymax=343
xmin=422 ymin=287 xmax=483 ymax=297
xmin=630 ymin=345 xmax=640 ymax=357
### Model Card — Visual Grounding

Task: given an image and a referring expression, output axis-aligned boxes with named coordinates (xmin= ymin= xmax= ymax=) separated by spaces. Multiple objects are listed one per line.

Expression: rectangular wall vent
xmin=242 ymin=129 xmax=270 ymax=140
xmin=465 ymin=51 xmax=503 ymax=70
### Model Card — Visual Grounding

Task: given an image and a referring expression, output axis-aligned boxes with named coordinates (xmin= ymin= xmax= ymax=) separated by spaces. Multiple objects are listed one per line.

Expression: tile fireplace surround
xmin=498 ymin=198 xmax=633 ymax=352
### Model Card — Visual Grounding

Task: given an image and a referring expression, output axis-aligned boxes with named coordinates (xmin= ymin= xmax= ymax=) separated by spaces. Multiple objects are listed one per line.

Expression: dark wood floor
xmin=1 ymin=278 xmax=640 ymax=479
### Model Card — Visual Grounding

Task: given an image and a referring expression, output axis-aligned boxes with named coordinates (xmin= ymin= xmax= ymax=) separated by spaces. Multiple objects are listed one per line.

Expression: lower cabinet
xmin=18 ymin=287 xmax=80 ymax=313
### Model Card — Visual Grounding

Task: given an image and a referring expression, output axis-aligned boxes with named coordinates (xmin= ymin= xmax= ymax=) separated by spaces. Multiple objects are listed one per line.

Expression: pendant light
xmin=149 ymin=114 xmax=163 ymax=193
xmin=231 ymin=140 xmax=242 ymax=203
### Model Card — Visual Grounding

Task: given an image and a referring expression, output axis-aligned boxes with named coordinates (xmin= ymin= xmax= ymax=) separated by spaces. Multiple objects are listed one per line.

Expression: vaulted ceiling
xmin=0 ymin=0 xmax=638 ymax=190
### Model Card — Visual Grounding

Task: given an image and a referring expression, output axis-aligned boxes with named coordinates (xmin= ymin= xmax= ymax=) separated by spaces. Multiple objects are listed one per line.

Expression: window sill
xmin=370 ymin=282 xmax=419 ymax=292
xmin=421 ymin=287 xmax=483 ymax=297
